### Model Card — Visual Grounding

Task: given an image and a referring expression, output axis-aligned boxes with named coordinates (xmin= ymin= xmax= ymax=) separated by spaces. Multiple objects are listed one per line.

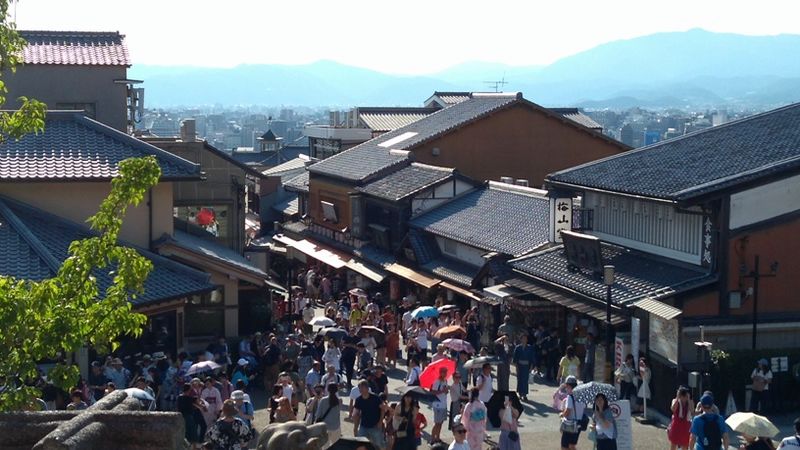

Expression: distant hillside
xmin=131 ymin=29 xmax=800 ymax=109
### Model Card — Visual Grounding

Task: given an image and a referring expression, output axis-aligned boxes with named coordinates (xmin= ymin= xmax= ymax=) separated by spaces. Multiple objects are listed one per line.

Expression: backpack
xmin=701 ymin=414 xmax=722 ymax=450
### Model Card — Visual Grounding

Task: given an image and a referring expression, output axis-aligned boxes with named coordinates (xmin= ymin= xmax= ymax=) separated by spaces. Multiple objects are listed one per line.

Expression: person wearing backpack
xmin=689 ymin=394 xmax=729 ymax=450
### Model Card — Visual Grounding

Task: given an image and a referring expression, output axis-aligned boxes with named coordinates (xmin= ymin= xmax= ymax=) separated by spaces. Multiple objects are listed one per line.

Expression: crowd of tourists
xmin=26 ymin=266 xmax=800 ymax=450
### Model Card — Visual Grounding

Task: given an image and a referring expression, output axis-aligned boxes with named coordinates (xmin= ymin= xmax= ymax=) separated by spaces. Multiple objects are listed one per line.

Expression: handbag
xmin=587 ymin=422 xmax=597 ymax=442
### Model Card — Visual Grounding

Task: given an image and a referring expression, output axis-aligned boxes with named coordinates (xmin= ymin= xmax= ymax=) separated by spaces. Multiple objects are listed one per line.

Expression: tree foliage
xmin=0 ymin=156 xmax=162 ymax=410
xmin=0 ymin=0 xmax=46 ymax=141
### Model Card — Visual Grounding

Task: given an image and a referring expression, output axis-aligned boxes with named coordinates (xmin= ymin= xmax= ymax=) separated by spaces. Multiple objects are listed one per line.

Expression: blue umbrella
xmin=411 ymin=306 xmax=439 ymax=319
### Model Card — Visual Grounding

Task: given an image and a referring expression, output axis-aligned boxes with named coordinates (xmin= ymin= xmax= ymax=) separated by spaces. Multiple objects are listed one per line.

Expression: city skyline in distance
xmin=13 ymin=0 xmax=800 ymax=75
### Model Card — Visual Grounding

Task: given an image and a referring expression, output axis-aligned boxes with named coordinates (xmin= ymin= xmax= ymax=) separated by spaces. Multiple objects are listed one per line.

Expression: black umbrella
xmin=463 ymin=356 xmax=503 ymax=370
xmin=318 ymin=327 xmax=347 ymax=341
xmin=395 ymin=385 xmax=437 ymax=402
xmin=486 ymin=391 xmax=523 ymax=427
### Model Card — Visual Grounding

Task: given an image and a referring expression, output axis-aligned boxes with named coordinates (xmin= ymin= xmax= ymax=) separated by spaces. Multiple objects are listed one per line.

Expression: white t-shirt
xmin=416 ymin=330 xmax=429 ymax=349
xmin=432 ymin=379 xmax=449 ymax=408
xmin=406 ymin=366 xmax=421 ymax=385
xmin=779 ymin=435 xmax=800 ymax=449
xmin=752 ymin=368 xmax=773 ymax=391
xmin=449 ymin=441 xmax=470 ymax=450
xmin=478 ymin=373 xmax=493 ymax=403
xmin=561 ymin=395 xmax=586 ymax=421
xmin=402 ymin=311 xmax=413 ymax=331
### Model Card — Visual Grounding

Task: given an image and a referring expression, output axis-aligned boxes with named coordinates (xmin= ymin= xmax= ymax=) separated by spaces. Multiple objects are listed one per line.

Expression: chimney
xmin=500 ymin=176 xmax=514 ymax=184
xmin=180 ymin=119 xmax=197 ymax=141
xmin=515 ymin=179 xmax=529 ymax=187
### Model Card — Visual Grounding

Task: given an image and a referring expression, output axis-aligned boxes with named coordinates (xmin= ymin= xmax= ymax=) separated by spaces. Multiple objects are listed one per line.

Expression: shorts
xmin=560 ymin=431 xmax=580 ymax=447
xmin=359 ymin=426 xmax=386 ymax=448
xmin=433 ymin=407 xmax=448 ymax=424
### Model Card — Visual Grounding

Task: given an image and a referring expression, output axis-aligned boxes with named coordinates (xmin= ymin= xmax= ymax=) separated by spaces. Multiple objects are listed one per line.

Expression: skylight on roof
xmin=378 ymin=132 xmax=418 ymax=148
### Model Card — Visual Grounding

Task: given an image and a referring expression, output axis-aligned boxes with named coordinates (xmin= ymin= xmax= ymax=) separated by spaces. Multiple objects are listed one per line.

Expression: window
xmin=321 ymin=201 xmax=338 ymax=223
xmin=55 ymin=102 xmax=96 ymax=119
xmin=369 ymin=223 xmax=391 ymax=250
xmin=174 ymin=205 xmax=230 ymax=239
xmin=185 ymin=290 xmax=224 ymax=337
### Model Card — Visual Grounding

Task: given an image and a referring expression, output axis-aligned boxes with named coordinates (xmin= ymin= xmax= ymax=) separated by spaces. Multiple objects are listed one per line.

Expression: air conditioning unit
xmin=515 ymin=179 xmax=529 ymax=187
xmin=500 ymin=176 xmax=514 ymax=184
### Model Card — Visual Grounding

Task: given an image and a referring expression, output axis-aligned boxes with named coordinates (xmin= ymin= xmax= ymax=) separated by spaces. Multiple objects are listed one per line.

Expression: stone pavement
xmin=252 ymin=361 xmax=676 ymax=450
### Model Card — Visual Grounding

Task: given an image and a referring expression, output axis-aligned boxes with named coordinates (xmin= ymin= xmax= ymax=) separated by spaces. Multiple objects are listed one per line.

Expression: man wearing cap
xmin=104 ymin=357 xmax=130 ymax=390
xmin=689 ymin=394 xmax=729 ymax=450
xmin=778 ymin=417 xmax=800 ymax=448
xmin=306 ymin=361 xmax=323 ymax=398
xmin=230 ymin=390 xmax=254 ymax=428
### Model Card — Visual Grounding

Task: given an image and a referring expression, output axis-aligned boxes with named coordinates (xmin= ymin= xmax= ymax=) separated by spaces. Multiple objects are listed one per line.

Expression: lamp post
xmin=741 ymin=255 xmax=778 ymax=350
xmin=603 ymin=265 xmax=615 ymax=382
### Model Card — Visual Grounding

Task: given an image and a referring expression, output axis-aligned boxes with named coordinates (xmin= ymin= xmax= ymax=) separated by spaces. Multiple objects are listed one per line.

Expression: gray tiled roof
xmin=408 ymin=229 xmax=439 ymax=265
xmin=164 ymin=230 xmax=268 ymax=279
xmin=410 ymin=183 xmax=550 ymax=256
xmin=510 ymin=243 xmax=715 ymax=305
xmin=0 ymin=197 xmax=215 ymax=306
xmin=309 ymin=93 xmax=522 ymax=182
xmin=547 ymin=103 xmax=800 ymax=202
xmin=262 ymin=157 xmax=311 ymax=176
xmin=0 ymin=112 xmax=201 ymax=181
xmin=20 ymin=30 xmax=130 ymax=66
xmin=352 ymin=244 xmax=396 ymax=268
xmin=356 ymin=163 xmax=455 ymax=201
xmin=284 ymin=171 xmax=309 ymax=193
xmin=272 ymin=195 xmax=299 ymax=216
xmin=421 ymin=257 xmax=481 ymax=287
xmin=357 ymin=107 xmax=438 ymax=132
xmin=229 ymin=147 xmax=306 ymax=168
xmin=550 ymin=108 xmax=602 ymax=130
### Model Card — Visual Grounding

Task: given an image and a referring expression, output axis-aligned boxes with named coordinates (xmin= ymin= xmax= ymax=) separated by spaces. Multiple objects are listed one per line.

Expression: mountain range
xmin=130 ymin=29 xmax=800 ymax=109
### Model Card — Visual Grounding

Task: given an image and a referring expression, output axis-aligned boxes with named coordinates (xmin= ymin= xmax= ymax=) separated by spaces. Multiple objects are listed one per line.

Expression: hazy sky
xmin=14 ymin=0 xmax=800 ymax=74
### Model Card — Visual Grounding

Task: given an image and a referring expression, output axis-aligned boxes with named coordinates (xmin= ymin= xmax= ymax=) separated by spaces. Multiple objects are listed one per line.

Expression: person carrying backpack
xmin=689 ymin=394 xmax=729 ymax=450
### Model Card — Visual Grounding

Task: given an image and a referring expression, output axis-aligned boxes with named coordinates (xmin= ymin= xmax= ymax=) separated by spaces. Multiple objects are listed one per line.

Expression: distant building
xmin=619 ymin=124 xmax=634 ymax=147
xmin=4 ymin=31 xmax=135 ymax=132
xmin=643 ymin=129 xmax=661 ymax=146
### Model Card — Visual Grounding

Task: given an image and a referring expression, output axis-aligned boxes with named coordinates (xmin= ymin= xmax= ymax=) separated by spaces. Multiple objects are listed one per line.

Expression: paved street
xmin=252 ymin=360 xmax=673 ymax=450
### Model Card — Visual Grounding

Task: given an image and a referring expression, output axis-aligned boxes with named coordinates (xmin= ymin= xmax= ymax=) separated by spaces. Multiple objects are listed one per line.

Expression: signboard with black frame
xmin=561 ymin=229 xmax=604 ymax=274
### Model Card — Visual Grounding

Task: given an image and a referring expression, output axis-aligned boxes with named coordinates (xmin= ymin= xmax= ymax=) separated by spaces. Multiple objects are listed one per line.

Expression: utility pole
xmin=741 ymin=255 xmax=778 ymax=350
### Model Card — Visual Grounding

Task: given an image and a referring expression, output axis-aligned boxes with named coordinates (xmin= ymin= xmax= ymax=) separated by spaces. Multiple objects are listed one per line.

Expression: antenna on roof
xmin=483 ymin=74 xmax=508 ymax=93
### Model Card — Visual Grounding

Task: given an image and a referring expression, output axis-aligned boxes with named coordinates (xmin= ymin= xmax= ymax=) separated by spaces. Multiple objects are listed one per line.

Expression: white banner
xmin=610 ymin=399 xmax=632 ymax=450
xmin=649 ymin=314 xmax=679 ymax=364
xmin=631 ymin=317 xmax=640 ymax=361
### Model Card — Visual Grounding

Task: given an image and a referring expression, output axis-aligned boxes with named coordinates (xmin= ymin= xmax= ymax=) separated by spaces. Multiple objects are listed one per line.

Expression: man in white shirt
xmin=431 ymin=367 xmax=450 ymax=443
xmin=477 ymin=364 xmax=493 ymax=403
xmin=778 ymin=417 xmax=800 ymax=449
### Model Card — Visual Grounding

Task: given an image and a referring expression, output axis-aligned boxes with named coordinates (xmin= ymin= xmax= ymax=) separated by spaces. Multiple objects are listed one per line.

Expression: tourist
xmin=476 ymin=364 xmax=493 ymax=403
xmin=405 ymin=358 xmax=422 ymax=386
xmin=201 ymin=377 xmax=223 ymax=427
xmin=230 ymin=390 xmax=254 ymax=428
xmin=448 ymin=423 xmax=470 ymax=450
xmin=615 ymin=354 xmax=637 ymax=402
xmin=583 ymin=333 xmax=596 ymax=382
xmin=430 ymin=367 xmax=450 ymax=443
xmin=386 ymin=324 xmax=401 ymax=370
xmin=66 ymin=389 xmax=88 ymax=411
xmin=274 ymin=396 xmax=296 ymax=423
xmin=777 ymin=417 xmax=800 ymax=449
xmin=498 ymin=396 xmax=520 ymax=450
xmin=559 ymin=375 xmax=583 ymax=450
xmin=449 ymin=372 xmax=468 ymax=429
xmin=512 ymin=334 xmax=535 ymax=401
xmin=750 ymin=358 xmax=773 ymax=413
xmin=688 ymin=394 xmax=729 ymax=450
xmin=460 ymin=388 xmax=487 ymax=450
xmin=668 ymin=386 xmax=693 ymax=450
xmin=316 ymin=383 xmax=342 ymax=449
xmin=178 ymin=383 xmax=206 ymax=449
xmin=557 ymin=345 xmax=581 ymax=384
xmin=494 ymin=334 xmax=511 ymax=392
xmin=205 ymin=399 xmax=253 ymax=450
xmin=593 ymin=392 xmax=617 ymax=450
xmin=393 ymin=392 xmax=419 ymax=450
xmin=353 ymin=380 xmax=387 ymax=450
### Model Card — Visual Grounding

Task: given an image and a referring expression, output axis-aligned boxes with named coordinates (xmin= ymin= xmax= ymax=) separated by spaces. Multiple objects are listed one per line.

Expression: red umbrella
xmin=418 ymin=358 xmax=456 ymax=389
xmin=195 ymin=208 xmax=215 ymax=226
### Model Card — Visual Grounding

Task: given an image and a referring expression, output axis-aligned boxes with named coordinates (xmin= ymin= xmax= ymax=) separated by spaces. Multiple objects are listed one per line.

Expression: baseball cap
xmin=565 ymin=375 xmax=578 ymax=386
xmin=231 ymin=390 xmax=245 ymax=400
xmin=237 ymin=358 xmax=249 ymax=366
xmin=700 ymin=394 xmax=714 ymax=407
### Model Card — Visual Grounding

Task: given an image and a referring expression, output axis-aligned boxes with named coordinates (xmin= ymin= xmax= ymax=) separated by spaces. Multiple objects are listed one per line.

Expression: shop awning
xmin=346 ymin=259 xmax=386 ymax=283
xmin=274 ymin=234 xmax=349 ymax=269
xmin=505 ymin=276 xmax=627 ymax=326
xmin=440 ymin=281 xmax=482 ymax=301
xmin=633 ymin=298 xmax=682 ymax=320
xmin=386 ymin=263 xmax=442 ymax=289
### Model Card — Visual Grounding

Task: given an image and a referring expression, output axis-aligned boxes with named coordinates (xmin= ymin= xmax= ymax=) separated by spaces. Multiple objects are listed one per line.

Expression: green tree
xmin=0 ymin=156 xmax=162 ymax=410
xmin=0 ymin=0 xmax=47 ymax=141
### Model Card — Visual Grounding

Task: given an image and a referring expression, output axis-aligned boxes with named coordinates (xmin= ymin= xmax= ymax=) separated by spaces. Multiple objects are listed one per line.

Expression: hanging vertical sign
xmin=551 ymin=197 xmax=573 ymax=242
xmin=631 ymin=317 xmax=640 ymax=361
xmin=701 ymin=215 xmax=714 ymax=268
xmin=615 ymin=337 xmax=625 ymax=369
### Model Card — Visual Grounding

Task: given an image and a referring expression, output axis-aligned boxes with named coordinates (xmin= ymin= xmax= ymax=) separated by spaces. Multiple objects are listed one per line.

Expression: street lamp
xmin=741 ymin=255 xmax=778 ymax=350
xmin=603 ymin=265 xmax=615 ymax=382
